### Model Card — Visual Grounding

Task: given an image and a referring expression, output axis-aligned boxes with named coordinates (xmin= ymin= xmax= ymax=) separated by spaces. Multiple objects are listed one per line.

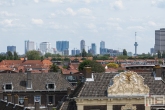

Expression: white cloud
xmin=78 ymin=8 xmax=92 ymax=15
xmin=87 ymin=23 xmax=96 ymax=29
xmin=66 ymin=8 xmax=76 ymax=16
xmin=109 ymin=17 xmax=122 ymax=22
xmin=0 ymin=11 xmax=16 ymax=17
xmin=0 ymin=19 xmax=14 ymax=27
xmin=31 ymin=19 xmax=43 ymax=25
xmin=110 ymin=0 xmax=124 ymax=10
xmin=151 ymin=0 xmax=165 ymax=8
xmin=148 ymin=21 xmax=157 ymax=26
xmin=34 ymin=0 xmax=39 ymax=3
xmin=49 ymin=0 xmax=63 ymax=3
xmin=127 ymin=26 xmax=145 ymax=31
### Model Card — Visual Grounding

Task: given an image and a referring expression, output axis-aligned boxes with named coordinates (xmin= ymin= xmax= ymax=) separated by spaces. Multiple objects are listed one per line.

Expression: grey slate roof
xmin=78 ymin=72 xmax=165 ymax=97
xmin=0 ymin=73 xmax=73 ymax=91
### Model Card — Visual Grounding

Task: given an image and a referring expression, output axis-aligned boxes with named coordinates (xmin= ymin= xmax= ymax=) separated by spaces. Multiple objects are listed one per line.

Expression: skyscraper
xmin=91 ymin=43 xmax=96 ymax=55
xmin=154 ymin=28 xmax=165 ymax=53
xmin=100 ymin=41 xmax=105 ymax=55
xmin=134 ymin=32 xmax=138 ymax=56
xmin=80 ymin=40 xmax=85 ymax=52
xmin=25 ymin=40 xmax=35 ymax=54
xmin=56 ymin=41 xmax=69 ymax=52
xmin=7 ymin=46 xmax=16 ymax=54
xmin=40 ymin=42 xmax=51 ymax=54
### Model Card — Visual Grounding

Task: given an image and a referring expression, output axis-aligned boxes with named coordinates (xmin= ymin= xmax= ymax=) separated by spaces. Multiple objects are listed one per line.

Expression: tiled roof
xmin=78 ymin=72 xmax=165 ymax=97
xmin=0 ymin=73 xmax=74 ymax=91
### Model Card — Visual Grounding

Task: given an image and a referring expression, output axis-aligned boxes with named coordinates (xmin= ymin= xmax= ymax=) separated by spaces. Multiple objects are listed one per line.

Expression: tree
xmin=6 ymin=51 xmax=13 ymax=60
xmin=14 ymin=51 xmax=19 ymax=60
xmin=45 ymin=53 xmax=52 ymax=58
xmin=26 ymin=50 xmax=40 ymax=60
xmin=107 ymin=63 xmax=119 ymax=68
xmin=123 ymin=49 xmax=127 ymax=56
xmin=158 ymin=50 xmax=161 ymax=58
xmin=0 ymin=54 xmax=6 ymax=61
xmin=81 ymin=49 xmax=87 ymax=57
xmin=78 ymin=60 xmax=105 ymax=73
xmin=50 ymin=64 xmax=59 ymax=72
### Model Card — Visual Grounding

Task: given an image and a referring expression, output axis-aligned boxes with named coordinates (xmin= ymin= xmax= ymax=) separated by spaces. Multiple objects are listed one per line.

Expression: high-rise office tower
xmin=91 ymin=43 xmax=96 ymax=55
xmin=100 ymin=41 xmax=105 ymax=55
xmin=80 ymin=40 xmax=85 ymax=52
xmin=154 ymin=28 xmax=165 ymax=53
xmin=56 ymin=41 xmax=69 ymax=52
xmin=7 ymin=46 xmax=16 ymax=54
xmin=25 ymin=40 xmax=35 ymax=54
xmin=71 ymin=49 xmax=76 ymax=56
xmin=40 ymin=42 xmax=51 ymax=54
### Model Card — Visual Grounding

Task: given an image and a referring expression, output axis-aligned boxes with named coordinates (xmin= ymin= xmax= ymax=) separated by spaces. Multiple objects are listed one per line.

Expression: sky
xmin=0 ymin=0 xmax=165 ymax=55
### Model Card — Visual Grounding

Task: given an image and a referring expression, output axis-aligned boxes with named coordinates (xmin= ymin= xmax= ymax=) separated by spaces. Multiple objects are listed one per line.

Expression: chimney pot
xmin=14 ymin=94 xmax=19 ymax=104
xmin=7 ymin=94 xmax=12 ymax=102
xmin=0 ymin=92 xmax=3 ymax=100
xmin=24 ymin=97 xmax=28 ymax=107
xmin=47 ymin=103 xmax=53 ymax=110
xmin=35 ymin=101 xmax=40 ymax=110
xmin=83 ymin=65 xmax=92 ymax=78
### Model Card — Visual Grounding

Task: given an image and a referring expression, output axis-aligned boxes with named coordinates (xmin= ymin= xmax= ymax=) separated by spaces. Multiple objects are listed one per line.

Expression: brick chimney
xmin=7 ymin=94 xmax=12 ymax=102
xmin=47 ymin=103 xmax=53 ymax=110
xmin=26 ymin=68 xmax=32 ymax=89
xmin=153 ymin=65 xmax=162 ymax=77
xmin=35 ymin=101 xmax=40 ymax=110
xmin=14 ymin=94 xmax=19 ymax=104
xmin=83 ymin=65 xmax=92 ymax=78
xmin=67 ymin=87 xmax=71 ymax=96
xmin=24 ymin=97 xmax=28 ymax=107
xmin=0 ymin=92 xmax=3 ymax=100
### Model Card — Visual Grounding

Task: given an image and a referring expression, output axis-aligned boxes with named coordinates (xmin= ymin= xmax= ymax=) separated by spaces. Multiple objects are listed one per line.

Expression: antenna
xmin=135 ymin=32 xmax=137 ymax=42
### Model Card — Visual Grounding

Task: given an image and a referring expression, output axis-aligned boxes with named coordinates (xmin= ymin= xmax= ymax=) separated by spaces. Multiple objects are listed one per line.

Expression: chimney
xmin=83 ymin=65 xmax=92 ymax=78
xmin=14 ymin=94 xmax=19 ymax=104
xmin=47 ymin=103 xmax=53 ymax=110
xmin=24 ymin=97 xmax=28 ymax=107
xmin=7 ymin=94 xmax=12 ymax=102
xmin=27 ymin=68 xmax=32 ymax=89
xmin=153 ymin=65 xmax=162 ymax=77
xmin=35 ymin=101 xmax=40 ymax=110
xmin=67 ymin=87 xmax=71 ymax=96
xmin=24 ymin=57 xmax=28 ymax=61
xmin=0 ymin=92 xmax=3 ymax=100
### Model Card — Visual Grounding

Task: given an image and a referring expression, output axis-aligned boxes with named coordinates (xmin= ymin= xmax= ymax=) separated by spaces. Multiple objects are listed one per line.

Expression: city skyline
xmin=0 ymin=0 xmax=165 ymax=54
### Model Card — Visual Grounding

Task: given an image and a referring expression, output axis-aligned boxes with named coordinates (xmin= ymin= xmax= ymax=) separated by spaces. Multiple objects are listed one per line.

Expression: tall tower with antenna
xmin=134 ymin=32 xmax=138 ymax=56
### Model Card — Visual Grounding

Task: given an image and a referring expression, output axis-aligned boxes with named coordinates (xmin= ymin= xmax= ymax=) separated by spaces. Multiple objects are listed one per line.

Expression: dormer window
xmin=4 ymin=83 xmax=13 ymax=90
xmin=46 ymin=83 xmax=56 ymax=90
xmin=48 ymin=84 xmax=54 ymax=89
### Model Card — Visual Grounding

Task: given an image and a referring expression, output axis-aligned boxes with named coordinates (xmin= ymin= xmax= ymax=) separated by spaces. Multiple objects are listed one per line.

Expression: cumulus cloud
xmin=109 ymin=17 xmax=122 ymax=22
xmin=152 ymin=0 xmax=165 ymax=8
xmin=66 ymin=8 xmax=76 ymax=16
xmin=0 ymin=19 xmax=14 ymax=27
xmin=49 ymin=0 xmax=63 ymax=3
xmin=78 ymin=8 xmax=92 ymax=15
xmin=31 ymin=18 xmax=43 ymax=25
xmin=110 ymin=0 xmax=124 ymax=10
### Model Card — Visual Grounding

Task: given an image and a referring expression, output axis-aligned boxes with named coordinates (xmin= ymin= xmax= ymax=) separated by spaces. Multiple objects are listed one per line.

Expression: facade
xmin=74 ymin=67 xmax=165 ymax=110
xmin=25 ymin=40 xmax=35 ymax=54
xmin=0 ymin=72 xmax=73 ymax=108
xmin=91 ymin=43 xmax=96 ymax=55
xmin=80 ymin=40 xmax=85 ymax=53
xmin=72 ymin=49 xmax=80 ymax=56
xmin=100 ymin=41 xmax=106 ymax=55
xmin=7 ymin=46 xmax=16 ymax=54
xmin=150 ymin=48 xmax=154 ymax=54
xmin=40 ymin=42 xmax=51 ymax=54
xmin=154 ymin=28 xmax=165 ymax=53
xmin=56 ymin=41 xmax=69 ymax=52
xmin=63 ymin=49 xmax=69 ymax=56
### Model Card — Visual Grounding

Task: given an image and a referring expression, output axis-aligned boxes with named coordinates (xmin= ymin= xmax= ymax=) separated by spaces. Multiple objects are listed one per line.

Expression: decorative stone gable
xmin=108 ymin=71 xmax=149 ymax=96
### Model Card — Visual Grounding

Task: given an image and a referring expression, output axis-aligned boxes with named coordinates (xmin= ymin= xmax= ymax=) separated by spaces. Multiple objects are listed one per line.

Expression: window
xmin=48 ymin=95 xmax=54 ymax=104
xmin=4 ymin=84 xmax=13 ymax=90
xmin=34 ymin=96 xmax=41 ymax=104
xmin=19 ymin=96 xmax=24 ymax=105
xmin=48 ymin=84 xmax=54 ymax=89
